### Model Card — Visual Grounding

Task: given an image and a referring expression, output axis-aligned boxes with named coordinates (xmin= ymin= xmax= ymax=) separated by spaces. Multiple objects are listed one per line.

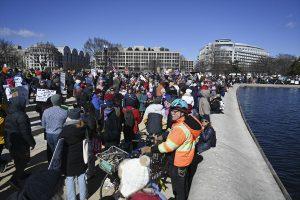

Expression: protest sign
xmin=60 ymin=72 xmax=67 ymax=95
xmin=36 ymin=88 xmax=56 ymax=102
xmin=48 ymin=138 xmax=64 ymax=171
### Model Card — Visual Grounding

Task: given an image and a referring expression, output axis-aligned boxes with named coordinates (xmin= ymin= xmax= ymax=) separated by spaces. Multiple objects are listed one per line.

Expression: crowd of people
xmin=0 ymin=65 xmax=229 ymax=200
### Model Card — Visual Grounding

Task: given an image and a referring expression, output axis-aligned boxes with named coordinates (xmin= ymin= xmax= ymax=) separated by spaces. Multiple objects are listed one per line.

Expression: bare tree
xmin=0 ymin=38 xmax=22 ymax=67
xmin=287 ymin=57 xmax=300 ymax=75
xmin=83 ymin=37 xmax=122 ymax=58
xmin=251 ymin=54 xmax=296 ymax=75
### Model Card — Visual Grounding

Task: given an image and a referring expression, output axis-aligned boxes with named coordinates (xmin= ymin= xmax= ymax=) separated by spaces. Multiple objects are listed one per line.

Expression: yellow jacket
xmin=0 ymin=116 xmax=4 ymax=145
xmin=0 ymin=104 xmax=6 ymax=145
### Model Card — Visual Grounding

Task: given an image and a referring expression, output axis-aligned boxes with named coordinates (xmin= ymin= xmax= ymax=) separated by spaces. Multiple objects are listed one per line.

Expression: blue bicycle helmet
xmin=170 ymin=99 xmax=189 ymax=113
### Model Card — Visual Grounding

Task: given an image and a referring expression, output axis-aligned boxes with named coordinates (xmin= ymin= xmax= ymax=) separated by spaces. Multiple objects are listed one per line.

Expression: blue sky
xmin=0 ymin=0 xmax=299 ymax=60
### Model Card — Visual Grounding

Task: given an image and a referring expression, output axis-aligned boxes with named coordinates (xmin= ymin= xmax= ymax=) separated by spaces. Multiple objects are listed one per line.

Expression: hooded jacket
xmin=152 ymin=115 xmax=203 ymax=167
xmin=60 ymin=120 xmax=87 ymax=176
xmin=4 ymin=97 xmax=35 ymax=150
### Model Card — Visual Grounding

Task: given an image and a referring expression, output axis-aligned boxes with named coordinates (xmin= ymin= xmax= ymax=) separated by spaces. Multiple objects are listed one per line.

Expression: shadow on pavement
xmin=87 ymin=167 xmax=106 ymax=199
xmin=0 ymin=149 xmax=48 ymax=199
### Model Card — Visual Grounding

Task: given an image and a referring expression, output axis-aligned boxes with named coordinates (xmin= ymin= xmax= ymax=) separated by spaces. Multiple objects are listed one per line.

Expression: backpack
xmin=124 ymin=108 xmax=135 ymax=127
xmin=146 ymin=113 xmax=162 ymax=135
xmin=103 ymin=108 xmax=120 ymax=142
xmin=196 ymin=126 xmax=216 ymax=154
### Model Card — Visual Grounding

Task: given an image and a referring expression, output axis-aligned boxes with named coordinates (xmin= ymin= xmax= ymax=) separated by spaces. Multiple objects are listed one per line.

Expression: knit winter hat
xmin=104 ymin=93 xmax=114 ymax=101
xmin=186 ymin=88 xmax=192 ymax=95
xmin=22 ymin=170 xmax=62 ymax=200
xmin=50 ymin=94 xmax=62 ymax=106
xmin=68 ymin=108 xmax=81 ymax=120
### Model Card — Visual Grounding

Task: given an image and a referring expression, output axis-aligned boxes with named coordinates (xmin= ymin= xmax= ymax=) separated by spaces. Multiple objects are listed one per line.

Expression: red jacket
xmin=123 ymin=106 xmax=141 ymax=134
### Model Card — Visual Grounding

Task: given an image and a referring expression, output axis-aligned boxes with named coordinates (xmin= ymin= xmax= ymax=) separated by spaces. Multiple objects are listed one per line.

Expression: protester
xmin=60 ymin=108 xmax=88 ymax=200
xmin=4 ymin=97 xmax=36 ymax=189
xmin=7 ymin=170 xmax=64 ymax=200
xmin=42 ymin=94 xmax=67 ymax=162
xmin=142 ymin=97 xmax=166 ymax=136
xmin=0 ymin=103 xmax=7 ymax=173
xmin=102 ymin=98 xmax=121 ymax=149
xmin=123 ymin=95 xmax=141 ymax=152
xmin=198 ymin=89 xmax=211 ymax=122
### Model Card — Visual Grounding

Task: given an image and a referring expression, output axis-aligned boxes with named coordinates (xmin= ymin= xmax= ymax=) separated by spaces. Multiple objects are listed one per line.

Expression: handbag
xmin=82 ymin=128 xmax=89 ymax=164
xmin=83 ymin=139 xmax=88 ymax=164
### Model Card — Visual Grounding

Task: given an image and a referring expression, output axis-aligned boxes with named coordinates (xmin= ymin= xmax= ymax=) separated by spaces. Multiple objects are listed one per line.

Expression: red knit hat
xmin=104 ymin=93 xmax=114 ymax=101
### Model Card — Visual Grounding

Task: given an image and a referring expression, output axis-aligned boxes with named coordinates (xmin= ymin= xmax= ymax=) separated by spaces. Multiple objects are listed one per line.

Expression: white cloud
xmin=0 ymin=27 xmax=43 ymax=38
xmin=286 ymin=14 xmax=293 ymax=18
xmin=285 ymin=21 xmax=296 ymax=29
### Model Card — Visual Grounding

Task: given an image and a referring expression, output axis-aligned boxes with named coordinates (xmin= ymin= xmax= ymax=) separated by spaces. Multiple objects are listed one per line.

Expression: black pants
xmin=0 ymin=144 xmax=5 ymax=165
xmin=170 ymin=165 xmax=190 ymax=200
xmin=123 ymin=126 xmax=135 ymax=152
xmin=10 ymin=147 xmax=30 ymax=182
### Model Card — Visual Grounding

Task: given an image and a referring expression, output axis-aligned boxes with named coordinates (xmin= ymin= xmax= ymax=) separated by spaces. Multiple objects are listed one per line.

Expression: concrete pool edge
xmin=237 ymin=84 xmax=292 ymax=200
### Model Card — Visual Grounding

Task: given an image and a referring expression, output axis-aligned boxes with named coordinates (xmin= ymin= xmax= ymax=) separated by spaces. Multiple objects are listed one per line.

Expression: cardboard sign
xmin=36 ymin=88 xmax=56 ymax=102
xmin=48 ymin=138 xmax=64 ymax=171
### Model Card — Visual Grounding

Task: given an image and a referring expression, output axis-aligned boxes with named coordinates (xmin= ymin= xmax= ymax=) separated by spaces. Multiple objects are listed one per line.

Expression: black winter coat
xmin=60 ymin=122 xmax=87 ymax=176
xmin=102 ymin=108 xmax=121 ymax=145
xmin=4 ymin=97 xmax=35 ymax=151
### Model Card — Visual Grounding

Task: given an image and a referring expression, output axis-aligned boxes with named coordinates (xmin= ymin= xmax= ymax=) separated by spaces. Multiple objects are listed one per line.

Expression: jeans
xmin=47 ymin=134 xmax=59 ymax=152
xmin=47 ymin=134 xmax=59 ymax=162
xmin=65 ymin=173 xmax=87 ymax=200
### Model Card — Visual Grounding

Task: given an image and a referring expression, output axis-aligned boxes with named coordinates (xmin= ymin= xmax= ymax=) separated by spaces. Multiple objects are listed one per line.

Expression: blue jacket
xmin=91 ymin=94 xmax=103 ymax=111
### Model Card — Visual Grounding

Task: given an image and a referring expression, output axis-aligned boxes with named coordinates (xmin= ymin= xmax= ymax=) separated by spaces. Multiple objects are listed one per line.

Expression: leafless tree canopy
xmin=251 ymin=54 xmax=297 ymax=74
xmin=83 ymin=37 xmax=122 ymax=58
xmin=0 ymin=38 xmax=23 ymax=67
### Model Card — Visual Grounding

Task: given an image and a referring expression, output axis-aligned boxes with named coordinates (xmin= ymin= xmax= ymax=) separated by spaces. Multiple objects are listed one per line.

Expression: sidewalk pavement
xmin=188 ymin=85 xmax=286 ymax=200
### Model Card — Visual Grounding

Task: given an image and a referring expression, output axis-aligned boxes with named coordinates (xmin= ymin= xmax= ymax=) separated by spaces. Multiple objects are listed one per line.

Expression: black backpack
xmin=196 ymin=126 xmax=216 ymax=154
xmin=124 ymin=108 xmax=135 ymax=127
xmin=146 ymin=113 xmax=163 ymax=135
xmin=103 ymin=109 xmax=120 ymax=141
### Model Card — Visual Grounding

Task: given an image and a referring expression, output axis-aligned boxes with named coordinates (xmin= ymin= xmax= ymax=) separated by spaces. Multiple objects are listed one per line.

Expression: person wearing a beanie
xmin=7 ymin=170 xmax=64 ymax=200
xmin=101 ymin=98 xmax=121 ymax=150
xmin=60 ymin=108 xmax=88 ymax=200
xmin=182 ymin=88 xmax=194 ymax=114
xmin=42 ymin=94 xmax=67 ymax=162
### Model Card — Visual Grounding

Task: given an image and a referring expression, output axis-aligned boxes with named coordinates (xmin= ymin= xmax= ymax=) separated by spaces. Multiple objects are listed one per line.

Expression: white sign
xmin=48 ymin=138 xmax=64 ymax=171
xmin=60 ymin=72 xmax=67 ymax=94
xmin=36 ymin=88 xmax=56 ymax=102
